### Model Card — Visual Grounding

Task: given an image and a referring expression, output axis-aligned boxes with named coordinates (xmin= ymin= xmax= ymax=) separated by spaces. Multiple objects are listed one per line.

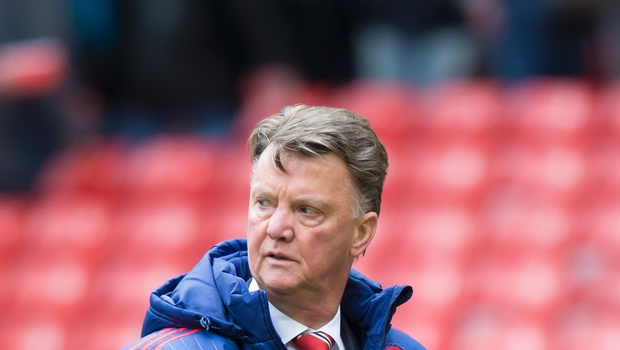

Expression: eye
xmin=252 ymin=198 xmax=275 ymax=218
xmin=256 ymin=198 xmax=271 ymax=208
xmin=297 ymin=205 xmax=325 ymax=226
xmin=299 ymin=206 xmax=319 ymax=215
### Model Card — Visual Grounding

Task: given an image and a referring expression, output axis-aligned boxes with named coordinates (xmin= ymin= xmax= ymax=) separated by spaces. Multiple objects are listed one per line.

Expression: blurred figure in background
xmin=0 ymin=0 xmax=70 ymax=192
xmin=69 ymin=0 xmax=365 ymax=141
xmin=354 ymin=0 xmax=479 ymax=85
xmin=353 ymin=0 xmax=620 ymax=86
xmin=593 ymin=0 xmax=620 ymax=81
xmin=461 ymin=0 xmax=604 ymax=82
xmin=69 ymin=0 xmax=298 ymax=140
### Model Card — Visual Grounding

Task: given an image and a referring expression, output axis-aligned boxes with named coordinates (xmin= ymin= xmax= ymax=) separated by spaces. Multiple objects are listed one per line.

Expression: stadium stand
xmin=1 ymin=79 xmax=619 ymax=349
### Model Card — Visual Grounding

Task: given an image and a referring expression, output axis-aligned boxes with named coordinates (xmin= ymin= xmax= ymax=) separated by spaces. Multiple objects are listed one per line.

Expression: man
xmin=123 ymin=105 xmax=425 ymax=349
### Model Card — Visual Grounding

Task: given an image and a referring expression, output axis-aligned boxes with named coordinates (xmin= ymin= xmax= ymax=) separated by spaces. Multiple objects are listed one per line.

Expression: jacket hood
xmin=141 ymin=239 xmax=412 ymax=347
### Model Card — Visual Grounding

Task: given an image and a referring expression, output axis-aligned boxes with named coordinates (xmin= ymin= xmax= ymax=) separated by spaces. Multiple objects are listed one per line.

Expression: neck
xmin=266 ymin=282 xmax=346 ymax=329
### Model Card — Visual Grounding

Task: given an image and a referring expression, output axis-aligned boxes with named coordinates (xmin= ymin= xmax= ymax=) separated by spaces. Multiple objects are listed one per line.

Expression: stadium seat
xmin=561 ymin=237 xmax=620 ymax=308
xmin=448 ymin=302 xmax=550 ymax=350
xmin=502 ymin=79 xmax=595 ymax=147
xmin=420 ymin=79 xmax=502 ymax=144
xmin=209 ymin=142 xmax=253 ymax=210
xmin=0 ymin=195 xmax=27 ymax=264
xmin=464 ymin=252 xmax=565 ymax=315
xmin=581 ymin=143 xmax=620 ymax=200
xmin=119 ymin=135 xmax=220 ymax=201
xmin=581 ymin=199 xmax=620 ymax=252
xmin=112 ymin=196 xmax=206 ymax=265
xmin=550 ymin=301 xmax=620 ymax=350
xmin=35 ymin=139 xmax=126 ymax=195
xmin=22 ymin=193 xmax=114 ymax=264
xmin=386 ymin=140 xmax=489 ymax=207
xmin=596 ymin=82 xmax=620 ymax=143
xmin=327 ymin=80 xmax=420 ymax=148
xmin=485 ymin=141 xmax=587 ymax=205
xmin=66 ymin=316 xmax=141 ymax=350
xmin=235 ymin=81 xmax=331 ymax=136
xmin=0 ymin=317 xmax=69 ymax=350
xmin=9 ymin=256 xmax=90 ymax=335
xmin=479 ymin=191 xmax=574 ymax=252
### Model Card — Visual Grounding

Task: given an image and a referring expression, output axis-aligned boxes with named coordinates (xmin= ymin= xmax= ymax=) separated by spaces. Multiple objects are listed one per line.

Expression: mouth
xmin=267 ymin=252 xmax=293 ymax=261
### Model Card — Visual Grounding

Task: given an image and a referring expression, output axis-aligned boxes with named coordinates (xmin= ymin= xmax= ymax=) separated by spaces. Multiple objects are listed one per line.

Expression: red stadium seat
xmin=596 ymin=82 xmax=620 ymax=144
xmin=386 ymin=141 xmax=489 ymax=207
xmin=479 ymin=192 xmax=574 ymax=252
xmin=550 ymin=301 xmax=620 ymax=350
xmin=561 ymin=237 xmax=620 ymax=308
xmin=464 ymin=252 xmax=565 ymax=315
xmin=112 ymin=196 xmax=207 ymax=265
xmin=0 ymin=195 xmax=27 ymax=263
xmin=420 ymin=79 xmax=502 ymax=144
xmin=35 ymin=139 xmax=126 ymax=195
xmin=210 ymin=142 xmax=253 ymax=210
xmin=581 ymin=199 xmax=620 ymax=251
xmin=119 ymin=135 xmax=220 ymax=201
xmin=9 ymin=257 xmax=91 ymax=334
xmin=327 ymin=80 xmax=420 ymax=148
xmin=0 ymin=318 xmax=69 ymax=350
xmin=448 ymin=302 xmax=550 ymax=350
xmin=66 ymin=317 xmax=141 ymax=350
xmin=485 ymin=142 xmax=587 ymax=205
xmin=581 ymin=143 xmax=620 ymax=200
xmin=86 ymin=259 xmax=188 ymax=326
xmin=22 ymin=193 xmax=114 ymax=264
xmin=502 ymin=79 xmax=595 ymax=146
xmin=235 ymin=81 xmax=331 ymax=138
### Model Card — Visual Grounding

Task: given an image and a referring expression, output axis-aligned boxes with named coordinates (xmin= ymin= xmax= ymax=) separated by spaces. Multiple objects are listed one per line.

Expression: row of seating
xmin=2 ymin=79 xmax=619 ymax=349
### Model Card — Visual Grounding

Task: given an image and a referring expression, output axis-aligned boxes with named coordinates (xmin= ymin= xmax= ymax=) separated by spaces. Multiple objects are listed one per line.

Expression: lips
xmin=266 ymin=251 xmax=293 ymax=261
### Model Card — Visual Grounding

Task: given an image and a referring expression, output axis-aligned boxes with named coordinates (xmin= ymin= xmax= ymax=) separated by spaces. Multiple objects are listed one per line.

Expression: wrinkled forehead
xmin=251 ymin=144 xmax=364 ymax=217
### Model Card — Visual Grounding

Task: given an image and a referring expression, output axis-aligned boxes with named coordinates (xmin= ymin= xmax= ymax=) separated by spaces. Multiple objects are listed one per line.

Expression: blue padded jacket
xmin=123 ymin=239 xmax=425 ymax=350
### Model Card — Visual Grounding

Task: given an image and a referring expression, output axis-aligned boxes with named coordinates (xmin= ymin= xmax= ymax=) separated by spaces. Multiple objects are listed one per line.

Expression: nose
xmin=266 ymin=206 xmax=294 ymax=241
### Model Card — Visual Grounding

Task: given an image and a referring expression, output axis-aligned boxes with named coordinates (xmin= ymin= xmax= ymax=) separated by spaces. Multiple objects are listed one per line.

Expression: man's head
xmin=248 ymin=104 xmax=388 ymax=216
xmin=245 ymin=105 xmax=389 ymax=325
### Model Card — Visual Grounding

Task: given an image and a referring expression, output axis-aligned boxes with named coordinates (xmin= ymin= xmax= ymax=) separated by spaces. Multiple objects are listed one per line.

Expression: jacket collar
xmin=142 ymin=239 xmax=412 ymax=348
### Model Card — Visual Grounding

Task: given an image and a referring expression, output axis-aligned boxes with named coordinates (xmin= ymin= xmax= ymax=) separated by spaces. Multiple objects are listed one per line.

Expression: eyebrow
xmin=250 ymin=183 xmax=334 ymax=211
xmin=292 ymin=194 xmax=331 ymax=208
xmin=249 ymin=179 xmax=270 ymax=193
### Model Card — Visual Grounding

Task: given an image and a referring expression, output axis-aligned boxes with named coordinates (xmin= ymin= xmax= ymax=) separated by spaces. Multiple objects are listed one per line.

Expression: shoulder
xmin=385 ymin=328 xmax=426 ymax=350
xmin=122 ymin=327 xmax=240 ymax=350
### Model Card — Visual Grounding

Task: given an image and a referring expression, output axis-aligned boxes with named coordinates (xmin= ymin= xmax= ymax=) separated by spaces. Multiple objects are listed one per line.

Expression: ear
xmin=350 ymin=212 xmax=378 ymax=258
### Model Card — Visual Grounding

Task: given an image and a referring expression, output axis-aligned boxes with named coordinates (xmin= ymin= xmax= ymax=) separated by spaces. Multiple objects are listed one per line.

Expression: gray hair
xmin=248 ymin=104 xmax=388 ymax=216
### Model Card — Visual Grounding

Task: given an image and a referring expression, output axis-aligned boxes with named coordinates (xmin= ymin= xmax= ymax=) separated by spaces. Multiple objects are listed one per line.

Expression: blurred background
xmin=1 ymin=0 xmax=620 ymax=349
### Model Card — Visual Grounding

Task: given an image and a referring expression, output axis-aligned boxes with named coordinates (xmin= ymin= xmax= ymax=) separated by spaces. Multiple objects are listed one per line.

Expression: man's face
xmin=247 ymin=144 xmax=374 ymax=300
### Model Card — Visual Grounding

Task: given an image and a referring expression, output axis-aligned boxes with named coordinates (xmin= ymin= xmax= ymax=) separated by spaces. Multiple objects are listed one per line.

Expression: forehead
xmin=251 ymin=145 xmax=355 ymax=195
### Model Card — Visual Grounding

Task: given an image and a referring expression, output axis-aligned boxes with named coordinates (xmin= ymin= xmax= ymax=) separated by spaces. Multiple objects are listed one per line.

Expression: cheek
xmin=247 ymin=218 xmax=262 ymax=247
xmin=303 ymin=226 xmax=350 ymax=259
xmin=319 ymin=222 xmax=357 ymax=255
xmin=247 ymin=215 xmax=270 ymax=251
xmin=246 ymin=223 xmax=262 ymax=273
xmin=247 ymin=208 xmax=264 ymax=234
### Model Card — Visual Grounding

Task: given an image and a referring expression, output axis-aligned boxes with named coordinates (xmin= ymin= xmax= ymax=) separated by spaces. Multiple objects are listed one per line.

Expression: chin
xmin=260 ymin=273 xmax=300 ymax=295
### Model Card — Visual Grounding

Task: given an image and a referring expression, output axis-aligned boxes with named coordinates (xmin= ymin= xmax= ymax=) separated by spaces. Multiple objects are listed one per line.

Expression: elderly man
xmin=123 ymin=105 xmax=425 ymax=349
